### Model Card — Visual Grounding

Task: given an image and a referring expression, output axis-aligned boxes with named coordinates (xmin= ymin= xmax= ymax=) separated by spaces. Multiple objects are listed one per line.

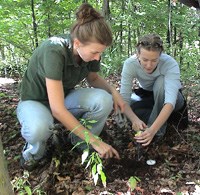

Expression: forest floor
xmin=0 ymin=75 xmax=200 ymax=195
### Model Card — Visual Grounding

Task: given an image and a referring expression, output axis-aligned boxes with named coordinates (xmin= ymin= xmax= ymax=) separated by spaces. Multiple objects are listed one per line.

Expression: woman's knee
xmin=153 ymin=75 xmax=164 ymax=91
xmin=17 ymin=100 xmax=54 ymax=144
xmin=95 ymin=89 xmax=113 ymax=113
xmin=21 ymin=121 xmax=53 ymax=144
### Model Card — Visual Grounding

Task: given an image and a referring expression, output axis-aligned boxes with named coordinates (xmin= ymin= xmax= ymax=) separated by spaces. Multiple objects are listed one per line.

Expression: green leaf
xmin=24 ymin=185 xmax=32 ymax=195
xmin=97 ymin=163 xmax=102 ymax=174
xmin=128 ymin=176 xmax=140 ymax=191
xmin=53 ymin=157 xmax=60 ymax=168
xmin=88 ymin=120 xmax=97 ymax=124
xmin=86 ymin=125 xmax=92 ymax=130
xmin=0 ymin=93 xmax=6 ymax=97
xmin=70 ymin=141 xmax=84 ymax=151
xmin=93 ymin=173 xmax=99 ymax=186
xmin=85 ymin=185 xmax=93 ymax=191
xmin=84 ymin=131 xmax=90 ymax=143
xmin=100 ymin=171 xmax=107 ymax=188
xmin=81 ymin=150 xmax=89 ymax=164
xmin=85 ymin=158 xmax=91 ymax=169
xmin=92 ymin=164 xmax=97 ymax=177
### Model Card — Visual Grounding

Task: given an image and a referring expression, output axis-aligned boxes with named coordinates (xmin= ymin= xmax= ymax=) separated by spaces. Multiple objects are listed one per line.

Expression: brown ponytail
xmin=70 ymin=3 xmax=112 ymax=46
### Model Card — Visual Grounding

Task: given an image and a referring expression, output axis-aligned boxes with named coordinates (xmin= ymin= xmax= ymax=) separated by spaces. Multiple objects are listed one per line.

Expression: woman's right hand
xmin=91 ymin=140 xmax=120 ymax=160
xmin=132 ymin=118 xmax=147 ymax=131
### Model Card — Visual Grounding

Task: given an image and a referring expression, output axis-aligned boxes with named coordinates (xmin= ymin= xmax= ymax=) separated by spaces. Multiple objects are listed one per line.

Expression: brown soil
xmin=0 ymin=75 xmax=200 ymax=195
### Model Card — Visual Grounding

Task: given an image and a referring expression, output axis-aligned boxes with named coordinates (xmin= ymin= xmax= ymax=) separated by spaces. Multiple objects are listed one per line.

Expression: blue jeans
xmin=17 ymin=88 xmax=113 ymax=161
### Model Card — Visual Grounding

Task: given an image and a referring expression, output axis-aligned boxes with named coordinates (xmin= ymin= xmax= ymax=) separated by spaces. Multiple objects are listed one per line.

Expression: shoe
xmin=20 ymin=155 xmax=39 ymax=171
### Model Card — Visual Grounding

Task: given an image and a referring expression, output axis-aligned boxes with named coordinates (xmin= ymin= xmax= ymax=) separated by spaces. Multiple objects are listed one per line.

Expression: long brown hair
xmin=70 ymin=3 xmax=112 ymax=46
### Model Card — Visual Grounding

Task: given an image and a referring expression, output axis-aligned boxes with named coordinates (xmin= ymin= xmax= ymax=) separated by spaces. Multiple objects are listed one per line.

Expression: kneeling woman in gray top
xmin=120 ymin=33 xmax=186 ymax=146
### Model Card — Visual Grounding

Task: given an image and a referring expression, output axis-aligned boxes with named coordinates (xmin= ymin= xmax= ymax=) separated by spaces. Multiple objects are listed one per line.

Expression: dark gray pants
xmin=131 ymin=75 xmax=185 ymax=137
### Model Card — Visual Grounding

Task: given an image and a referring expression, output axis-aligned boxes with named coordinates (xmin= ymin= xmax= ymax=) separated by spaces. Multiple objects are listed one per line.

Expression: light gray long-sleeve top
xmin=120 ymin=53 xmax=182 ymax=109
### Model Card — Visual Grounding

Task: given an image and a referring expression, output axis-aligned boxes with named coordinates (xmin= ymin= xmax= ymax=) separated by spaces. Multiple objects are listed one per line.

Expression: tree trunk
xmin=47 ymin=13 xmax=51 ymax=37
xmin=167 ymin=0 xmax=172 ymax=49
xmin=0 ymin=136 xmax=14 ymax=195
xmin=119 ymin=1 xmax=125 ymax=54
xmin=102 ymin=0 xmax=110 ymax=20
xmin=179 ymin=31 xmax=183 ymax=66
xmin=31 ymin=0 xmax=38 ymax=48
xmin=173 ymin=26 xmax=177 ymax=57
xmin=128 ymin=25 xmax=132 ymax=56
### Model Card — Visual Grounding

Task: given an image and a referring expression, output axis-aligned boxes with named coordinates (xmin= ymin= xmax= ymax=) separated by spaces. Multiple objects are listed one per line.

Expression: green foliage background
xmin=0 ymin=0 xmax=199 ymax=82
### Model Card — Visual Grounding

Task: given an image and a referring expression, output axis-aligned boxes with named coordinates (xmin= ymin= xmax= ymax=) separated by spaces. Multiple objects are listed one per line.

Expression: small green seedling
xmin=135 ymin=130 xmax=143 ymax=136
xmin=72 ymin=118 xmax=107 ymax=187
xmin=128 ymin=176 xmax=141 ymax=192
xmin=82 ymin=150 xmax=107 ymax=187
xmin=11 ymin=171 xmax=32 ymax=195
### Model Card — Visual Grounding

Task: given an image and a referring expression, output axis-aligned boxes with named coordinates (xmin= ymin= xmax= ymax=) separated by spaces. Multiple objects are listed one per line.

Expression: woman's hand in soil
xmin=134 ymin=127 xmax=156 ymax=146
xmin=91 ymin=140 xmax=120 ymax=159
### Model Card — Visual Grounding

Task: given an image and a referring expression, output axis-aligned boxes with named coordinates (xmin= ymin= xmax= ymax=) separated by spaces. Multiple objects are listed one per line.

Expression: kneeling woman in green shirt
xmin=17 ymin=3 xmax=125 ymax=171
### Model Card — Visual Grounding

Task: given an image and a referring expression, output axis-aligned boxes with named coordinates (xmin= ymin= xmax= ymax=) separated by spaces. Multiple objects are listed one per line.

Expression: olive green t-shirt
xmin=20 ymin=34 xmax=100 ymax=106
